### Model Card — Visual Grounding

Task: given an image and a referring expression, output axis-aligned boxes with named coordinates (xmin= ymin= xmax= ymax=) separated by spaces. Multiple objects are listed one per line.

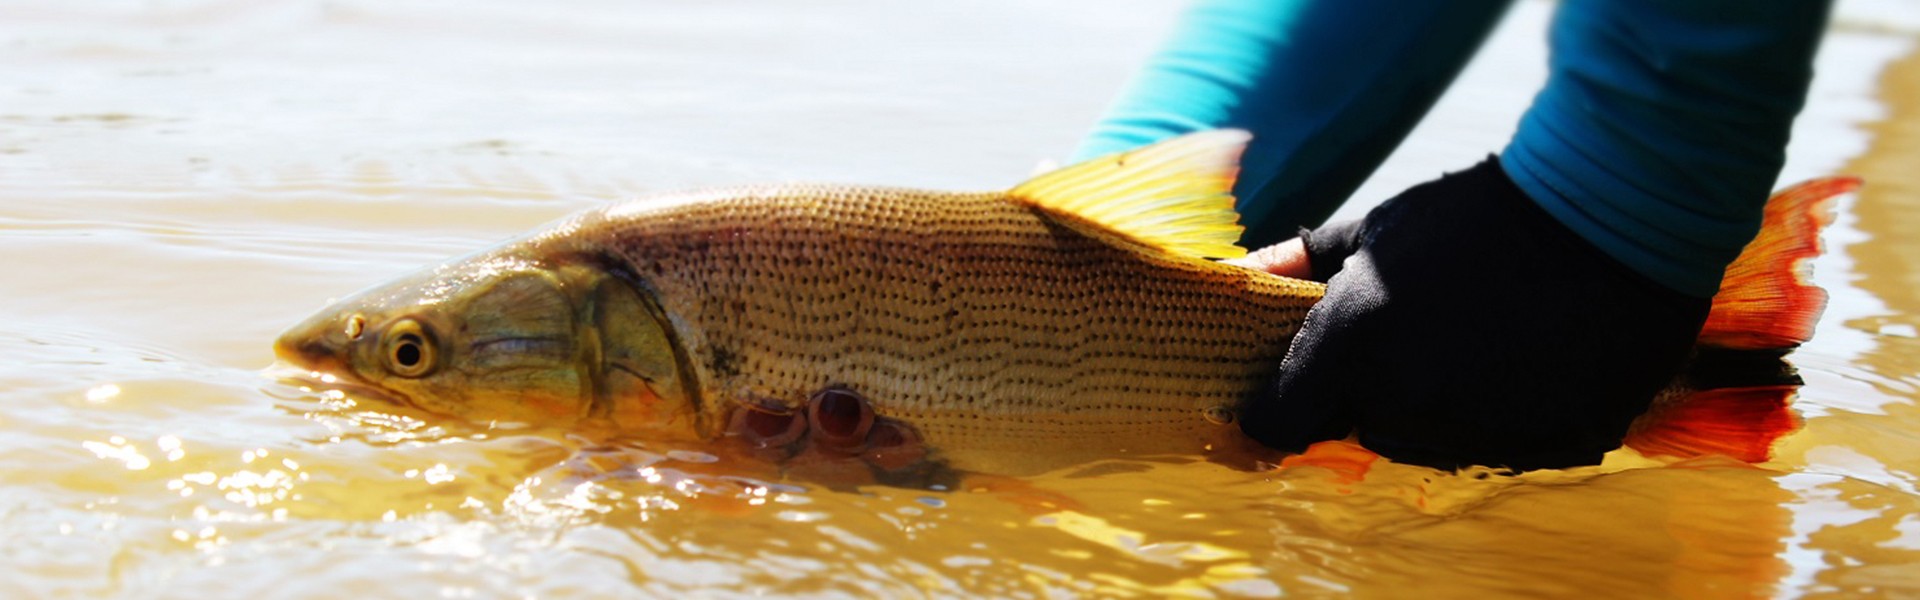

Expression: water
xmin=2 ymin=0 xmax=1918 ymax=597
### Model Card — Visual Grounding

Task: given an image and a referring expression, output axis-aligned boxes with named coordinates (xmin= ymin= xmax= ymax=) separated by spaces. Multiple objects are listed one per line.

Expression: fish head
xmin=274 ymin=251 xmax=706 ymax=437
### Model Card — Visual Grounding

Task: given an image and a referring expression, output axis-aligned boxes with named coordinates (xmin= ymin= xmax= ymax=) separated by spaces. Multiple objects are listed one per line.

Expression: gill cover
xmin=578 ymin=263 xmax=708 ymax=437
xmin=465 ymin=262 xmax=704 ymax=435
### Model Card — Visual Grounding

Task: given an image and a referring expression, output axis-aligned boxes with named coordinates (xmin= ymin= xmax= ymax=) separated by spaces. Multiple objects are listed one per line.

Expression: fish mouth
xmin=272 ymin=333 xmax=348 ymax=374
xmin=264 ymin=360 xmax=407 ymax=407
xmin=269 ymin=326 xmax=409 ymax=407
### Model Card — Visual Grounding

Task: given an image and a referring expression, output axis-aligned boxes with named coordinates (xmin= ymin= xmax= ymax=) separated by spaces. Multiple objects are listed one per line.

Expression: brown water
xmin=3 ymin=1 xmax=1919 ymax=597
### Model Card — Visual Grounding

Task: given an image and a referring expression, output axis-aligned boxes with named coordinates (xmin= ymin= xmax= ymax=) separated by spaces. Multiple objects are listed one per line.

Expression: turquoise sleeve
xmin=1072 ymin=0 xmax=1513 ymax=249
xmin=1500 ymin=0 xmax=1832 ymax=298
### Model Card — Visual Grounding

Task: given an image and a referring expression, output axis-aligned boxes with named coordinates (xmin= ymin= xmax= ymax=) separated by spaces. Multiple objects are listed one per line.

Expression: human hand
xmin=1235 ymin=158 xmax=1711 ymax=471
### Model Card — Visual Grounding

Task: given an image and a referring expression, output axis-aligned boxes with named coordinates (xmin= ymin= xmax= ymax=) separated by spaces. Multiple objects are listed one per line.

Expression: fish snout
xmin=273 ymin=312 xmax=359 ymax=375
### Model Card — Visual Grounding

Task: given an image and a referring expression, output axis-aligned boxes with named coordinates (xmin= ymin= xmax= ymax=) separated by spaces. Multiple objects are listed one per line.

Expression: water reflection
xmin=5 ymin=0 xmax=1920 ymax=597
xmin=1846 ymin=48 xmax=1920 ymax=410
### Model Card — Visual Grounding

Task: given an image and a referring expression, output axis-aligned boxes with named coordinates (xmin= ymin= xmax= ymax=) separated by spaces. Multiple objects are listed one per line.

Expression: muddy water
xmin=2 ymin=0 xmax=1918 ymax=597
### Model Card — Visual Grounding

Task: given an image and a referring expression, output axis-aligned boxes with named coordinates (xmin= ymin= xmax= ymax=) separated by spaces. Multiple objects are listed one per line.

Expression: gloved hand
xmin=1233 ymin=158 xmax=1711 ymax=471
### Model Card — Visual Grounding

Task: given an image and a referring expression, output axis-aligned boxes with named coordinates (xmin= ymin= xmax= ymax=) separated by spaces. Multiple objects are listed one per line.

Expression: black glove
xmin=1238 ymin=157 xmax=1711 ymax=471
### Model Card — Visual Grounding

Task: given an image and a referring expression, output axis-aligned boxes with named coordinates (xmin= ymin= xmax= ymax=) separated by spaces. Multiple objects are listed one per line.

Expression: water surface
xmin=3 ymin=1 xmax=1919 ymax=597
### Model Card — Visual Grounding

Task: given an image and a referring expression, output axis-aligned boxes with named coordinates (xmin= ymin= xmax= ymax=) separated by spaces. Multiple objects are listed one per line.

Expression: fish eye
xmin=382 ymin=319 xmax=437 ymax=378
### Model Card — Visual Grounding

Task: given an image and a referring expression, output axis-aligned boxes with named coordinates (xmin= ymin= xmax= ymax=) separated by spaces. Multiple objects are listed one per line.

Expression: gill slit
xmin=588 ymin=250 xmax=710 ymax=438
xmin=579 ymin=318 xmax=608 ymax=421
xmin=645 ymin=293 xmax=709 ymax=438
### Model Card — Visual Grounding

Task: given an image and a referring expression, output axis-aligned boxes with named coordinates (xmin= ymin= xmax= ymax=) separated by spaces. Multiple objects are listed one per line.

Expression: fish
xmin=274 ymin=130 xmax=1852 ymax=476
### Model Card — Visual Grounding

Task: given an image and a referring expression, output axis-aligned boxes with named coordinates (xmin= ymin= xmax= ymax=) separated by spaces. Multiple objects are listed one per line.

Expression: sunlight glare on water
xmin=2 ymin=0 xmax=1920 ymax=597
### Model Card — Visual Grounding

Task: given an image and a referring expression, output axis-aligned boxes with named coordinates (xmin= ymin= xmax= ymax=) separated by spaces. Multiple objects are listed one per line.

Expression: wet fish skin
xmin=275 ymin=132 xmax=1311 ymax=474
xmin=549 ymin=183 xmax=1321 ymax=456
xmin=274 ymin=187 xmax=1319 ymax=473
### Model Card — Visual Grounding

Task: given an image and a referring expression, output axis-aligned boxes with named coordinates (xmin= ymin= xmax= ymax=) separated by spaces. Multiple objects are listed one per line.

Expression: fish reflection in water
xmin=255 ymin=370 xmax=1835 ymax=598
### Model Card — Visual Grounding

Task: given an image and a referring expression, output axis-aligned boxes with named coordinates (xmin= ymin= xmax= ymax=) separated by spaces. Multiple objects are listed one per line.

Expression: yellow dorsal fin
xmin=1008 ymin=129 xmax=1250 ymax=259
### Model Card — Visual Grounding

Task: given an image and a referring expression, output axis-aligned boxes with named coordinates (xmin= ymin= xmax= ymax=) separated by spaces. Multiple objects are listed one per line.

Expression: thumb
xmin=1221 ymin=238 xmax=1311 ymax=279
xmin=1300 ymin=219 xmax=1367 ymax=282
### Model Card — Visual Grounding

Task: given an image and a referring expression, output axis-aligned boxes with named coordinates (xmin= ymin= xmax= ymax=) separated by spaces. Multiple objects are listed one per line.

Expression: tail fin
xmin=1626 ymin=386 xmax=1801 ymax=462
xmin=1624 ymin=177 xmax=1859 ymax=462
xmin=1698 ymin=177 xmax=1858 ymax=349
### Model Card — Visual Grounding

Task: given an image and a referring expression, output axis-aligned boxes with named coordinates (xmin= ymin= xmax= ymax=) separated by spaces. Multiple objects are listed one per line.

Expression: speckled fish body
xmin=522 ymin=182 xmax=1320 ymax=466
xmin=274 ymin=130 xmax=1854 ymax=474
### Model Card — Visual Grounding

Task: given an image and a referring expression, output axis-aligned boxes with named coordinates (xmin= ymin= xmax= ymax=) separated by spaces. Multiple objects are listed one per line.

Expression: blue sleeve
xmin=1500 ymin=0 xmax=1832 ymax=298
xmin=1072 ymin=0 xmax=1513 ymax=249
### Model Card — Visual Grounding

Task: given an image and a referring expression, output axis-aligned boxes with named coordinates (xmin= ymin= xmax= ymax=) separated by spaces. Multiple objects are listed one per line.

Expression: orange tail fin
xmin=1624 ymin=177 xmax=1859 ymax=462
xmin=1697 ymin=177 xmax=1857 ymax=349
xmin=1625 ymin=386 xmax=1801 ymax=462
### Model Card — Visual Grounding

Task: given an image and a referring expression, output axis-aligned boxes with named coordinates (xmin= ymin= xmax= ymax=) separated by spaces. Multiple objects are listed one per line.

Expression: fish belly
xmin=589 ymin=185 xmax=1322 ymax=467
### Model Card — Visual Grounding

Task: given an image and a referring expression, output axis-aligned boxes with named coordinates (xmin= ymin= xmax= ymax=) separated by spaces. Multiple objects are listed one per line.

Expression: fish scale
xmin=549 ymin=183 xmax=1322 ymax=463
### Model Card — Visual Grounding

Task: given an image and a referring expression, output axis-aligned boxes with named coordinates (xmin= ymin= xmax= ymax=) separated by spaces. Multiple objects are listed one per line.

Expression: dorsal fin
xmin=1008 ymin=130 xmax=1251 ymax=259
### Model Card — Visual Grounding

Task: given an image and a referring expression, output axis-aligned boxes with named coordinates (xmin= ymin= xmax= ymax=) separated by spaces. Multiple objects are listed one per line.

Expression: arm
xmin=1073 ymin=0 xmax=1513 ymax=248
xmin=1238 ymin=0 xmax=1835 ymax=469
xmin=1501 ymin=0 xmax=1833 ymax=298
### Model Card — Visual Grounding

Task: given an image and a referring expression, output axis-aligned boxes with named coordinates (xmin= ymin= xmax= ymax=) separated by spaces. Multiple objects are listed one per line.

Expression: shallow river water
xmin=3 ymin=1 xmax=1920 ymax=597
